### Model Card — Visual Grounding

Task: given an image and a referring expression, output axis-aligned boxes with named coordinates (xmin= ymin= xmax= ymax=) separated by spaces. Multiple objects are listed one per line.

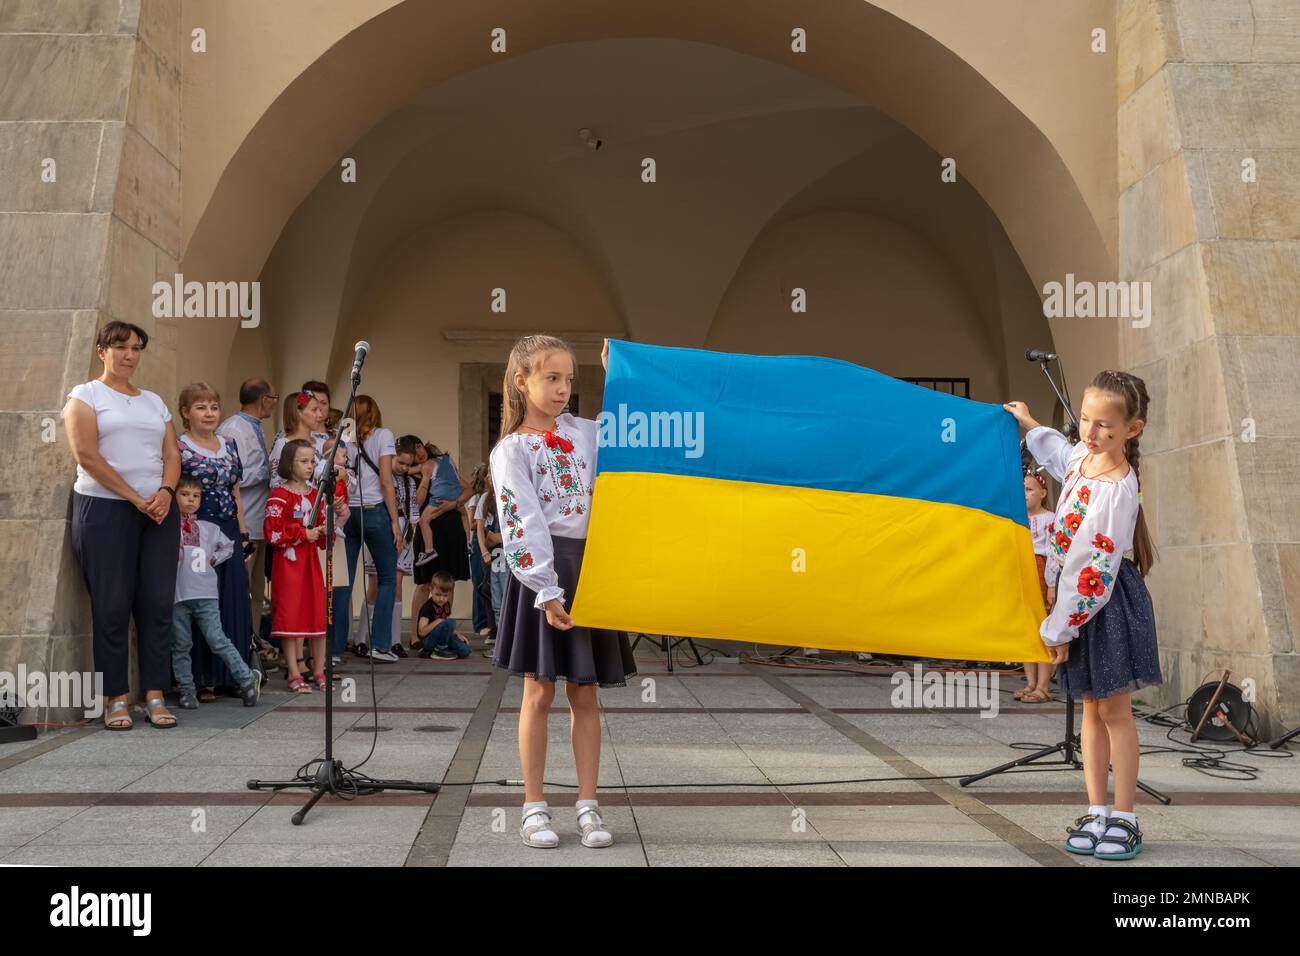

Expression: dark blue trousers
xmin=70 ymin=492 xmax=179 ymax=698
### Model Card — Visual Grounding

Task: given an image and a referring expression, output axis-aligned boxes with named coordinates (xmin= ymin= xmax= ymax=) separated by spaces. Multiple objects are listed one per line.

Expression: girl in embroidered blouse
xmin=1016 ymin=471 xmax=1056 ymax=704
xmin=489 ymin=335 xmax=636 ymax=850
xmin=1005 ymin=371 xmax=1161 ymax=861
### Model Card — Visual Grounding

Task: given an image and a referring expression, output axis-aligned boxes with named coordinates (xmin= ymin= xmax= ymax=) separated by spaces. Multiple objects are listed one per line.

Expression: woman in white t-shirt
xmin=343 ymin=395 xmax=402 ymax=660
xmin=62 ymin=321 xmax=182 ymax=731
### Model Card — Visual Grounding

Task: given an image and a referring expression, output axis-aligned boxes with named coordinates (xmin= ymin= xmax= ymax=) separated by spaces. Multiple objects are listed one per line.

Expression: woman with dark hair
xmin=63 ymin=321 xmax=181 ymax=729
xmin=176 ymin=382 xmax=253 ymax=698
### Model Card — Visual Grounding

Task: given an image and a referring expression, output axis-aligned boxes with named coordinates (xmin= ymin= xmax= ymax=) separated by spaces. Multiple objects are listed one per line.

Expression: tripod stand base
xmin=960 ymin=737 xmax=1172 ymax=804
xmin=249 ymin=760 xmax=441 ymax=825
xmin=630 ymin=633 xmax=707 ymax=667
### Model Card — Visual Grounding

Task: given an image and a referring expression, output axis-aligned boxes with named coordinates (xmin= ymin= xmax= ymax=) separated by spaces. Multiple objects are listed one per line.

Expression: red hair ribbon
xmin=1027 ymin=471 xmax=1047 ymax=491
xmin=544 ymin=431 xmax=574 ymax=453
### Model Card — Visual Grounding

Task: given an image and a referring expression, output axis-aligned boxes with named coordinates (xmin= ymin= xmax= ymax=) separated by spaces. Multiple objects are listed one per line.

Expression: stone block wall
xmin=1118 ymin=0 xmax=1300 ymax=732
xmin=0 ymin=0 xmax=181 ymax=723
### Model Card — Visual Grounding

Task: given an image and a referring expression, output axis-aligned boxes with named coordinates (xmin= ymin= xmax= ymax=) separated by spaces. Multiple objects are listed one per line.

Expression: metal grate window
xmin=899 ymin=377 xmax=971 ymax=398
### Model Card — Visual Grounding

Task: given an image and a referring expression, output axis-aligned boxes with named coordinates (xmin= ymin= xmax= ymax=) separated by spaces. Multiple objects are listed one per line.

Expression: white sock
xmin=1068 ymin=804 xmax=1109 ymax=850
xmin=1098 ymin=810 xmax=1138 ymax=853
xmin=521 ymin=801 xmax=557 ymax=846
xmin=576 ymin=799 xmax=612 ymax=845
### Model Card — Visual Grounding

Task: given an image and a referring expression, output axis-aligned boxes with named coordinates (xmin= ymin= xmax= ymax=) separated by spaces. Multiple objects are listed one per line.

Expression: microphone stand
xmin=248 ymin=356 xmax=440 ymax=823
xmin=964 ymin=351 xmax=1169 ymax=805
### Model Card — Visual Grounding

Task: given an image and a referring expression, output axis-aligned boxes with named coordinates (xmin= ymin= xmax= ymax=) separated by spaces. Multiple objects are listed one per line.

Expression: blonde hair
xmin=497 ymin=335 xmax=578 ymax=443
xmin=177 ymin=382 xmax=220 ymax=431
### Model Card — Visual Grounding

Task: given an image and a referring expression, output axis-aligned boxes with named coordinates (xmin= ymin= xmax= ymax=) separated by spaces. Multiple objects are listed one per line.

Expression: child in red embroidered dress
xmin=264 ymin=439 xmax=346 ymax=693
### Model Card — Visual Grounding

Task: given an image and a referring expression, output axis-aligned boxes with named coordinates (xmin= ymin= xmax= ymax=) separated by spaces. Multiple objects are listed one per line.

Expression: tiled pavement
xmin=2 ymin=638 xmax=1297 ymax=866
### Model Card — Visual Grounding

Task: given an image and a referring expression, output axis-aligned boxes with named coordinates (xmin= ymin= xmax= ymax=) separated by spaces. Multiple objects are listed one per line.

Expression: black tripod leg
xmin=1135 ymin=778 xmax=1172 ymax=805
xmin=291 ymin=785 xmax=329 ymax=826
xmin=960 ymin=741 xmax=1071 ymax=788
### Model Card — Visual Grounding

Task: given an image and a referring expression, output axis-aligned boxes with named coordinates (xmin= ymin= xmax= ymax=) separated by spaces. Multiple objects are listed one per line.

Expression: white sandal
xmin=521 ymin=805 xmax=559 ymax=848
xmin=577 ymin=804 xmax=613 ymax=848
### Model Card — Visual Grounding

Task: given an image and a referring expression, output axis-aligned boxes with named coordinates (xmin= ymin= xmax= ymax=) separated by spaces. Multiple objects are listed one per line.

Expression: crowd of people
xmin=63 ymin=321 xmax=507 ymax=727
xmin=65 ymin=321 xmax=1159 ymax=859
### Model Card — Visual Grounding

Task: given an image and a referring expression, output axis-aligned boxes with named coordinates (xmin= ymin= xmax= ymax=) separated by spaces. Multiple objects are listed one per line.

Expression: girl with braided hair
xmin=1004 ymin=370 xmax=1161 ymax=861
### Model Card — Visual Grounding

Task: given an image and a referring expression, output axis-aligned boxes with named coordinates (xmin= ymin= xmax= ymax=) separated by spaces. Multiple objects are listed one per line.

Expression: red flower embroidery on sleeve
xmin=1055 ymin=530 xmax=1072 ymax=552
xmin=1063 ymin=513 xmax=1083 ymax=534
xmin=1078 ymin=485 xmax=1091 ymax=505
xmin=1077 ymin=567 xmax=1106 ymax=598
xmin=1068 ymin=611 xmax=1089 ymax=626
xmin=1092 ymin=533 xmax=1114 ymax=553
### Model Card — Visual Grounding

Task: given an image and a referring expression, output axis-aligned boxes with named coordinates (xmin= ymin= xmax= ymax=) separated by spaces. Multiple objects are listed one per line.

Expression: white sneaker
xmin=521 ymin=805 xmax=559 ymax=848
xmin=576 ymin=804 xmax=613 ymax=848
xmin=369 ymin=647 xmax=398 ymax=662
xmin=477 ymin=627 xmax=492 ymax=636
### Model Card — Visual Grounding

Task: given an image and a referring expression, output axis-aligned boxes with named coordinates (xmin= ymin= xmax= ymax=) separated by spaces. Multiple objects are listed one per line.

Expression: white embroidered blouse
xmin=1026 ymin=426 xmax=1141 ymax=646
xmin=488 ymin=412 xmax=599 ymax=610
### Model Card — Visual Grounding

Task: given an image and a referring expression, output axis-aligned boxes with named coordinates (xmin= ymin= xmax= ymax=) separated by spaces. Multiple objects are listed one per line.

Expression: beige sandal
xmin=144 ymin=697 xmax=177 ymax=728
xmin=103 ymin=699 xmax=133 ymax=731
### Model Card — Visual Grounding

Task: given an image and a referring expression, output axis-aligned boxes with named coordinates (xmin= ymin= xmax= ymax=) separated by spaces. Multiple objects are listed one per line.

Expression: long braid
xmin=1091 ymin=370 xmax=1157 ymax=575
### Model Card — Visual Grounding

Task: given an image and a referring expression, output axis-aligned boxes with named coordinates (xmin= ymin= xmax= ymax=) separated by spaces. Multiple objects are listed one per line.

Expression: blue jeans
xmin=469 ymin=539 xmax=490 ymax=632
xmin=489 ymin=566 xmax=506 ymax=628
xmin=420 ymin=619 xmax=470 ymax=658
xmin=172 ymin=598 xmax=252 ymax=693
xmin=345 ymin=506 xmax=397 ymax=651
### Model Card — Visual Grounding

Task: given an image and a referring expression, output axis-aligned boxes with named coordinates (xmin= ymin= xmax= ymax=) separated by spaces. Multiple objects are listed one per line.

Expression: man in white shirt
xmin=217 ymin=378 xmax=277 ymax=630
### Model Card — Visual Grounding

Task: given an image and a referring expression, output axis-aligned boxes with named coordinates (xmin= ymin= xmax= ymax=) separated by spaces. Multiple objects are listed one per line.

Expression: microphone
xmin=1025 ymin=348 xmax=1057 ymax=362
xmin=351 ymin=340 xmax=370 ymax=382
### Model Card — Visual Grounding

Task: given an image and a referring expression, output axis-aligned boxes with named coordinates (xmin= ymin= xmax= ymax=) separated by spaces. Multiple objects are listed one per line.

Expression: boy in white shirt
xmin=172 ymin=476 xmax=262 ymax=709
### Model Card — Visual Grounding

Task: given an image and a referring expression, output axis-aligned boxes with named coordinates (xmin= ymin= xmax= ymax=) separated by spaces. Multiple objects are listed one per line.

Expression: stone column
xmin=0 ymin=0 xmax=180 ymax=723
xmin=1118 ymin=0 xmax=1300 ymax=733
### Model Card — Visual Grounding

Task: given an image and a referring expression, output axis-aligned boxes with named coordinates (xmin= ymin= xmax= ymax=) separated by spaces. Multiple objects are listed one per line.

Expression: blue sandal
xmin=1094 ymin=817 xmax=1143 ymax=861
xmin=1064 ymin=813 xmax=1105 ymax=855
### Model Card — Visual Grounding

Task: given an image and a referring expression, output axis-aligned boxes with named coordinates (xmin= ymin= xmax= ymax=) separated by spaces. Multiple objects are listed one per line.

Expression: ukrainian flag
xmin=571 ymin=341 xmax=1050 ymax=662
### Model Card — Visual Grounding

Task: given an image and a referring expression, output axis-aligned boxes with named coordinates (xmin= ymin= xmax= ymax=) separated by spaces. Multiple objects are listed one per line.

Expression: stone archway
xmin=179 ymin=0 xmax=1117 ymax=402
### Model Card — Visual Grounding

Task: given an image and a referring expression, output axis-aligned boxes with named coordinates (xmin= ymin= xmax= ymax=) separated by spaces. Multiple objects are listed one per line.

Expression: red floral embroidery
xmin=1068 ymin=611 xmax=1089 ymax=626
xmin=1063 ymin=512 xmax=1083 ymax=534
xmin=1055 ymin=531 xmax=1072 ymax=552
xmin=1092 ymin=533 xmax=1114 ymax=553
xmin=1077 ymin=567 xmax=1106 ymax=598
xmin=1078 ymin=486 xmax=1091 ymax=505
xmin=516 ymin=551 xmax=534 ymax=570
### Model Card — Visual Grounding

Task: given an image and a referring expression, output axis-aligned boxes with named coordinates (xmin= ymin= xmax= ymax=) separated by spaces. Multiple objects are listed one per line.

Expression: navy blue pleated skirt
xmin=1060 ymin=557 xmax=1162 ymax=700
xmin=493 ymin=535 xmax=637 ymax=688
